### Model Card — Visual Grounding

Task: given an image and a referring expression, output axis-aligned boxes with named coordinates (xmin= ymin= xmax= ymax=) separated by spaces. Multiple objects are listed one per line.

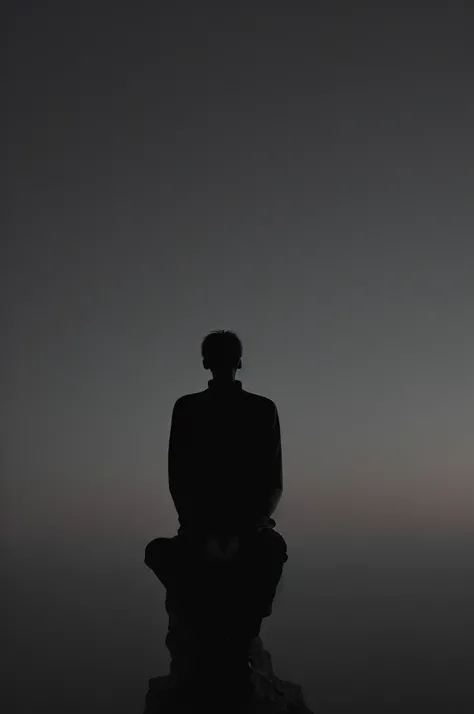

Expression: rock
xmin=143 ymin=636 xmax=316 ymax=713
xmin=143 ymin=532 xmax=317 ymax=712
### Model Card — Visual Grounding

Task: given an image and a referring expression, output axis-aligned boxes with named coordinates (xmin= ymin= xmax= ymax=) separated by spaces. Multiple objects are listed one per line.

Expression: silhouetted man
xmin=144 ymin=330 xmax=288 ymax=685
xmin=168 ymin=330 xmax=283 ymax=556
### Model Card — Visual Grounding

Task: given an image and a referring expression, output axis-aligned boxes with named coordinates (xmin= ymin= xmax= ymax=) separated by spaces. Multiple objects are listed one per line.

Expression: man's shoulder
xmin=172 ymin=392 xmax=203 ymax=410
xmin=241 ymin=388 xmax=277 ymax=412
xmin=173 ymin=388 xmax=277 ymax=412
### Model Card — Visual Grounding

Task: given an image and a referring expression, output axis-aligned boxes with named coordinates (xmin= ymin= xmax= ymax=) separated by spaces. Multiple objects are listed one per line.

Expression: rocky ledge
xmin=144 ymin=635 xmax=315 ymax=713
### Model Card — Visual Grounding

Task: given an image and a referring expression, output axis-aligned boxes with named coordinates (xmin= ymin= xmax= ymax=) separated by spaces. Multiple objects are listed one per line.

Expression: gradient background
xmin=4 ymin=2 xmax=474 ymax=712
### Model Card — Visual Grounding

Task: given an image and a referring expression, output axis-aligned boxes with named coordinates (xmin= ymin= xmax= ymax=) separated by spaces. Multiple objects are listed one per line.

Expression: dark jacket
xmin=168 ymin=379 xmax=283 ymax=538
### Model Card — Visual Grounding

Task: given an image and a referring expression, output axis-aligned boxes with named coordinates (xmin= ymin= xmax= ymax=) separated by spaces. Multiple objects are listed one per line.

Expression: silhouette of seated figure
xmin=144 ymin=330 xmax=289 ymax=710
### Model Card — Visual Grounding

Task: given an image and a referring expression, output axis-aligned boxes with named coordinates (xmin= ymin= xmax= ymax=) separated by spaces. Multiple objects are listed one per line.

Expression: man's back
xmin=168 ymin=379 xmax=283 ymax=538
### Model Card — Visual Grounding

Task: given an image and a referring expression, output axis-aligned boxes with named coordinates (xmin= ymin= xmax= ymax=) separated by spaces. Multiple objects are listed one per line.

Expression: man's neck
xmin=208 ymin=377 xmax=242 ymax=390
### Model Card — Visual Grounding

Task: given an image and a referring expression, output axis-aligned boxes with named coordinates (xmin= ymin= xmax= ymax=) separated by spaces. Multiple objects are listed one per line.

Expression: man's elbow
xmin=268 ymin=488 xmax=282 ymax=514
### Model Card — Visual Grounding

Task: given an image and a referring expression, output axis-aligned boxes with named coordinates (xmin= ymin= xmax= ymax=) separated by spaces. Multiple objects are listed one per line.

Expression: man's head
xmin=201 ymin=329 xmax=243 ymax=378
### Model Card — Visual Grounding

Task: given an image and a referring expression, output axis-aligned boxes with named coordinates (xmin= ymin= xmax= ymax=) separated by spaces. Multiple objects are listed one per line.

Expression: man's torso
xmin=171 ymin=381 xmax=278 ymax=537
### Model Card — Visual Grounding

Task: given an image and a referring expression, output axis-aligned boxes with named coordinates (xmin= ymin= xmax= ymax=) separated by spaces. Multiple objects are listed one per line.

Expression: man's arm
xmin=244 ymin=401 xmax=283 ymax=525
xmin=168 ymin=398 xmax=194 ymax=525
xmin=265 ymin=403 xmax=283 ymax=515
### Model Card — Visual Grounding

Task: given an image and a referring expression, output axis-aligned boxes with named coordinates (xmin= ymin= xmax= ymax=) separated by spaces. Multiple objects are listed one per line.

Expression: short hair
xmin=201 ymin=329 xmax=243 ymax=369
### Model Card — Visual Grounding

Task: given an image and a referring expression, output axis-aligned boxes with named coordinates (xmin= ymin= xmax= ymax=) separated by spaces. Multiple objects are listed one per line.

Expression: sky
xmin=4 ymin=2 xmax=474 ymax=713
